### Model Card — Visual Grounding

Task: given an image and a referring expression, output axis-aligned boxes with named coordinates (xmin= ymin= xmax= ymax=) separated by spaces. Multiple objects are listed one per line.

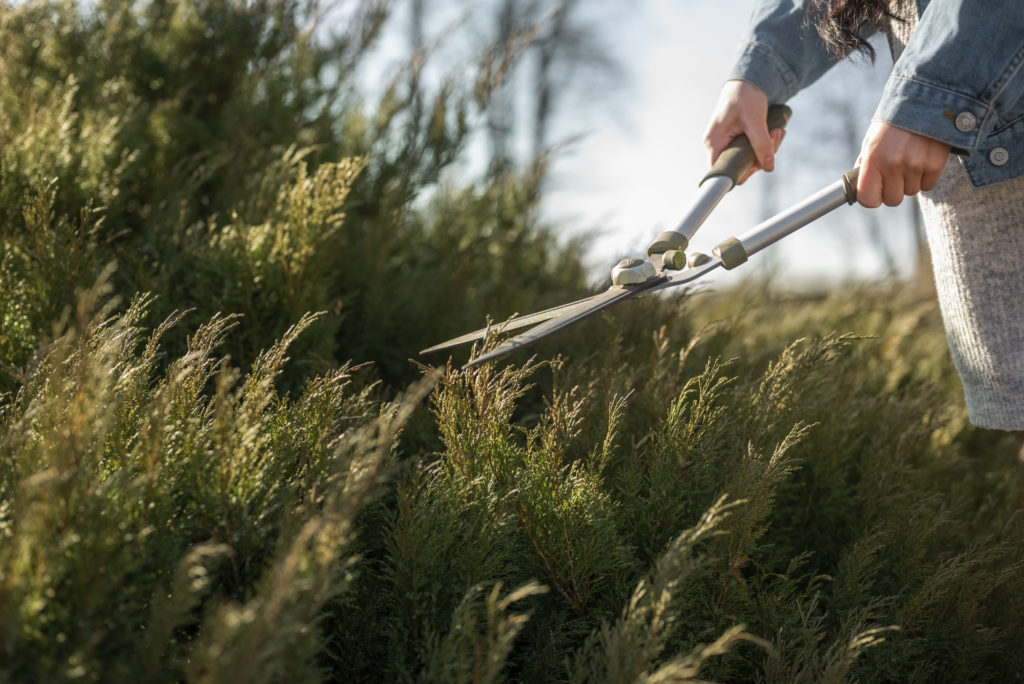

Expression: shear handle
xmin=701 ymin=104 xmax=792 ymax=187
xmin=713 ymin=165 xmax=861 ymax=269
xmin=648 ymin=104 xmax=794 ymax=258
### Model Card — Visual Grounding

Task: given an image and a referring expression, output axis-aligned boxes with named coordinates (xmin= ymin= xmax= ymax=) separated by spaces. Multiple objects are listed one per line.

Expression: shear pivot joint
xmin=611 ymin=257 xmax=656 ymax=286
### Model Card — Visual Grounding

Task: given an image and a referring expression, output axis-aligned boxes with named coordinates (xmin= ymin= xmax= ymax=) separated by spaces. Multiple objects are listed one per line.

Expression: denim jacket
xmin=728 ymin=0 xmax=1024 ymax=188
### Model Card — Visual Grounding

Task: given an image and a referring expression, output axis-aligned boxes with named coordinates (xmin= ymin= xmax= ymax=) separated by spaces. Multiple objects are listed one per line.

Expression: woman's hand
xmin=857 ymin=121 xmax=951 ymax=207
xmin=703 ymin=80 xmax=786 ymax=185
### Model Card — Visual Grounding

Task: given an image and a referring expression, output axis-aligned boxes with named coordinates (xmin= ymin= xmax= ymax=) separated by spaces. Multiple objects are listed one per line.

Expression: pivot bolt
xmin=611 ymin=257 xmax=655 ymax=286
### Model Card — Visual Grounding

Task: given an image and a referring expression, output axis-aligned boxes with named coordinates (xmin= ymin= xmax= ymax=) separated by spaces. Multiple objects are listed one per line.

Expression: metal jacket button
xmin=955 ymin=111 xmax=977 ymax=132
xmin=989 ymin=147 xmax=1009 ymax=166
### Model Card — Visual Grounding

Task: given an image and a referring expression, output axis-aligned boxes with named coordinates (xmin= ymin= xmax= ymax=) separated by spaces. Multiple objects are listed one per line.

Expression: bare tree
xmin=827 ymin=75 xmax=899 ymax=277
xmin=410 ymin=0 xmax=425 ymax=51
xmin=408 ymin=0 xmax=426 ymax=124
xmin=475 ymin=0 xmax=623 ymax=175
xmin=392 ymin=0 xmax=622 ymax=184
xmin=487 ymin=0 xmax=519 ymax=175
xmin=531 ymin=0 xmax=573 ymax=159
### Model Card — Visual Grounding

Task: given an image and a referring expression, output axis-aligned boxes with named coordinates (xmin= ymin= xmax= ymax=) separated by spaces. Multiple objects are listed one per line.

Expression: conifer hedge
xmin=2 ymin=2 xmax=1023 ymax=682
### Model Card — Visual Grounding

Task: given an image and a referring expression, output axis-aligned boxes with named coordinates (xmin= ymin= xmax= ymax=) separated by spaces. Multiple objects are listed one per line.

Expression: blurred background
xmin=0 ymin=0 xmax=929 ymax=391
xmin=367 ymin=0 xmax=925 ymax=288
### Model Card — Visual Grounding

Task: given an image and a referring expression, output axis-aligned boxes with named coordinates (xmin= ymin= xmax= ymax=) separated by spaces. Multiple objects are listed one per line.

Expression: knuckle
xmin=877 ymin=155 xmax=901 ymax=173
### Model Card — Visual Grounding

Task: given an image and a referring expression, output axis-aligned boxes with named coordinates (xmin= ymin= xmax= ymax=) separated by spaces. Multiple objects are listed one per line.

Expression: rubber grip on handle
xmin=842 ymin=166 xmax=860 ymax=204
xmin=701 ymin=104 xmax=792 ymax=187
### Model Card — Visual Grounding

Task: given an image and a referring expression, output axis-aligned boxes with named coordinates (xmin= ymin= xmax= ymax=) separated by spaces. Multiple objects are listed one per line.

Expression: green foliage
xmin=320 ymin=284 xmax=1020 ymax=683
xmin=5 ymin=273 xmax=1024 ymax=682
xmin=570 ymin=495 xmax=765 ymax=684
xmin=0 ymin=277 xmax=394 ymax=680
xmin=421 ymin=581 xmax=549 ymax=684
xmin=0 ymin=0 xmax=588 ymax=389
xmin=3 ymin=0 xmax=1024 ymax=682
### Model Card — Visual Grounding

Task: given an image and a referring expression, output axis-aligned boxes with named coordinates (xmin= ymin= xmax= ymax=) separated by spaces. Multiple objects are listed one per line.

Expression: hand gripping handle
xmin=700 ymin=104 xmax=792 ymax=187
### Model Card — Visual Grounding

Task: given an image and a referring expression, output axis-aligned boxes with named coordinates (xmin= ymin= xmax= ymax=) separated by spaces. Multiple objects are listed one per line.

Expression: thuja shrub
xmin=0 ymin=279 xmax=412 ymax=681
xmin=347 ymin=335 xmax=828 ymax=679
xmin=2 ymin=278 xmax=1023 ymax=681
xmin=0 ymin=0 xmax=590 ymax=391
xmin=342 ymin=285 xmax=1024 ymax=683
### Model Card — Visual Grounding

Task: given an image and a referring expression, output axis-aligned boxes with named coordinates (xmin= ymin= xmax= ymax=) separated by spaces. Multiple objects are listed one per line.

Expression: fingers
xmin=902 ymin=172 xmax=921 ymax=197
xmin=921 ymin=166 xmax=944 ymax=192
xmin=703 ymin=115 xmax=743 ymax=165
xmin=856 ymin=121 xmax=951 ymax=209
xmin=882 ymin=174 xmax=905 ymax=207
xmin=857 ymin=164 xmax=883 ymax=208
xmin=743 ymin=112 xmax=776 ymax=173
xmin=921 ymin=146 xmax=948 ymax=191
xmin=738 ymin=128 xmax=786 ymax=185
xmin=704 ymin=80 xmax=777 ymax=171
xmin=771 ymin=127 xmax=787 ymax=149
xmin=703 ymin=80 xmax=792 ymax=189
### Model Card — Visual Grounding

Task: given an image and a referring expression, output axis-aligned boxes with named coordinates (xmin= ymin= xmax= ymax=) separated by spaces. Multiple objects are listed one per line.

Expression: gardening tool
xmin=422 ymin=106 xmax=861 ymax=369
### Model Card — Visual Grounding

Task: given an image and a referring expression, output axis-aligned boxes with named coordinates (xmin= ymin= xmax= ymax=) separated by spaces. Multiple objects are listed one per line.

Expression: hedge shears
xmin=422 ymin=106 xmax=860 ymax=369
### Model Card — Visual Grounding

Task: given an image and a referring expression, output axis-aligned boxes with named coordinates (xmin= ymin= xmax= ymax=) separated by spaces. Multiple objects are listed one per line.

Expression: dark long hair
xmin=809 ymin=0 xmax=901 ymax=60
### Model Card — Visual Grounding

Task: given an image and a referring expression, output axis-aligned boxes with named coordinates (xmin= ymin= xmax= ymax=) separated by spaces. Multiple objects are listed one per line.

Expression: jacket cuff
xmin=872 ymin=74 xmax=992 ymax=154
xmin=727 ymin=42 xmax=800 ymax=104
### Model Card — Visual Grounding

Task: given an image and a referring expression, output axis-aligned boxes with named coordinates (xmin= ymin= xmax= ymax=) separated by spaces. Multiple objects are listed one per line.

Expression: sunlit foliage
xmin=2 ymin=1 xmax=1023 ymax=682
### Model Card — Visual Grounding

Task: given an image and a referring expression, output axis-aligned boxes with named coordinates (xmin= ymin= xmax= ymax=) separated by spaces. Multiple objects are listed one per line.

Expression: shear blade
xmin=464 ymin=278 xmax=664 ymax=369
xmin=419 ymin=287 xmax=626 ymax=355
xmin=463 ymin=260 xmax=723 ymax=368
xmin=422 ymin=255 xmax=722 ymax=370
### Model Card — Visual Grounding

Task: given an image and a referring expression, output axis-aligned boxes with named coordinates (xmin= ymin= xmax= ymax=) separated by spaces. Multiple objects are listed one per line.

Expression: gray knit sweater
xmin=890 ymin=0 xmax=1024 ymax=429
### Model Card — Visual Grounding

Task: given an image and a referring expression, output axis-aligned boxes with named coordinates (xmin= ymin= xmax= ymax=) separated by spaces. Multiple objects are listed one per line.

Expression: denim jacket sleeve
xmin=728 ymin=0 xmax=1024 ymax=188
xmin=726 ymin=1 xmax=843 ymax=104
